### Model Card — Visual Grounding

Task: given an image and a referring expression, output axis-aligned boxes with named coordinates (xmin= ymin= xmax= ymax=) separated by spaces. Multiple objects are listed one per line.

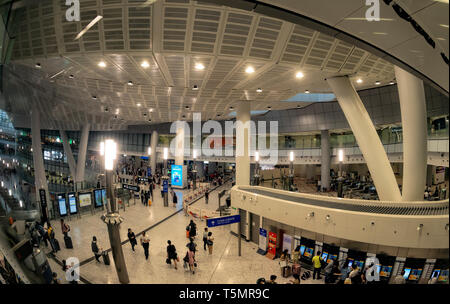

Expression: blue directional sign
xmin=163 ymin=179 xmax=169 ymax=193
xmin=207 ymin=215 xmax=241 ymax=228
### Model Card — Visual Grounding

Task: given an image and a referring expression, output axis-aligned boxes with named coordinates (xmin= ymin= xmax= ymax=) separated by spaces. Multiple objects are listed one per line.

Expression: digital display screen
xmin=348 ymin=259 xmax=354 ymax=268
xmin=379 ymin=265 xmax=393 ymax=277
xmin=68 ymin=192 xmax=77 ymax=214
xmin=408 ymin=269 xmax=422 ymax=281
xmin=171 ymin=165 xmax=183 ymax=187
xmin=432 ymin=269 xmax=441 ymax=278
xmin=94 ymin=189 xmax=103 ymax=208
xmin=57 ymin=194 xmax=67 ymax=216
xmin=403 ymin=268 xmax=411 ymax=279
xmin=328 ymin=254 xmax=337 ymax=262
xmin=300 ymin=245 xmax=306 ymax=256
xmin=79 ymin=193 xmax=92 ymax=208
xmin=101 ymin=189 xmax=107 ymax=207
xmin=355 ymin=260 xmax=364 ymax=269
xmin=304 ymin=247 xmax=314 ymax=258
xmin=321 ymin=252 xmax=329 ymax=263
xmin=438 ymin=270 xmax=448 ymax=282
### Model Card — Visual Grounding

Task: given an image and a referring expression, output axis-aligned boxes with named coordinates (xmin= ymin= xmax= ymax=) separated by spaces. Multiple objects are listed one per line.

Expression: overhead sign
xmin=122 ymin=184 xmax=140 ymax=192
xmin=138 ymin=177 xmax=148 ymax=183
xmin=207 ymin=214 xmax=240 ymax=228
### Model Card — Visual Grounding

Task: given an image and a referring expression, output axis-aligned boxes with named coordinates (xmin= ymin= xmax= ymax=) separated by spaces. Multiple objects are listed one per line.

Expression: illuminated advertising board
xmin=79 ymin=192 xmax=92 ymax=208
xmin=171 ymin=165 xmax=183 ymax=187
xmin=68 ymin=192 xmax=77 ymax=214
xmin=57 ymin=193 xmax=67 ymax=216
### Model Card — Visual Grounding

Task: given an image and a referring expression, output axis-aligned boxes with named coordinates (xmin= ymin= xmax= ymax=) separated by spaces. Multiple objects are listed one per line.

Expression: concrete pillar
xmin=31 ymin=105 xmax=51 ymax=220
xmin=426 ymin=165 xmax=433 ymax=187
xmin=236 ymin=102 xmax=251 ymax=186
xmin=75 ymin=123 xmax=90 ymax=183
xmin=150 ymin=130 xmax=158 ymax=175
xmin=175 ymin=126 xmax=185 ymax=166
xmin=321 ymin=130 xmax=330 ymax=190
xmin=395 ymin=66 xmax=428 ymax=201
xmin=327 ymin=76 xmax=401 ymax=201
xmin=59 ymin=130 xmax=76 ymax=180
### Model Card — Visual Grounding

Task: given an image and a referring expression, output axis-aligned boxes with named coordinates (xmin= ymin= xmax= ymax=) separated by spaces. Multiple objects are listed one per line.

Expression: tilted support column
xmin=395 ymin=66 xmax=428 ymax=201
xmin=75 ymin=123 xmax=90 ymax=184
xmin=321 ymin=130 xmax=330 ymax=191
xmin=59 ymin=130 xmax=76 ymax=181
xmin=327 ymin=76 xmax=401 ymax=201
xmin=150 ymin=130 xmax=158 ymax=174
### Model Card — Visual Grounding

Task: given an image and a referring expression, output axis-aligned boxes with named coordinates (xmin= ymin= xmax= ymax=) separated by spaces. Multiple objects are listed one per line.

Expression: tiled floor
xmin=44 ymin=180 xmax=323 ymax=284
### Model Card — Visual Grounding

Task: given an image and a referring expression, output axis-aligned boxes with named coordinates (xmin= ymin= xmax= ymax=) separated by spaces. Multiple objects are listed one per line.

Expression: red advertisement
xmin=266 ymin=232 xmax=277 ymax=259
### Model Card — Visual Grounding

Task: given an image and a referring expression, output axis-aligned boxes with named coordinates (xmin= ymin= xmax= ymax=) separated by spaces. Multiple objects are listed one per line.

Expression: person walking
xmin=149 ymin=182 xmax=154 ymax=201
xmin=188 ymin=220 xmax=197 ymax=239
xmin=184 ymin=250 xmax=196 ymax=274
xmin=91 ymin=236 xmax=101 ymax=262
xmin=60 ymin=219 xmax=70 ymax=237
xmin=202 ymin=228 xmax=208 ymax=251
xmin=167 ymin=240 xmax=178 ymax=270
xmin=128 ymin=228 xmax=137 ymax=252
xmin=140 ymin=231 xmax=150 ymax=260
xmin=312 ymin=251 xmax=324 ymax=280
xmin=207 ymin=232 xmax=214 ymax=255
xmin=140 ymin=190 xmax=145 ymax=205
xmin=186 ymin=237 xmax=197 ymax=256
xmin=205 ymin=190 xmax=209 ymax=204
xmin=172 ymin=191 xmax=178 ymax=207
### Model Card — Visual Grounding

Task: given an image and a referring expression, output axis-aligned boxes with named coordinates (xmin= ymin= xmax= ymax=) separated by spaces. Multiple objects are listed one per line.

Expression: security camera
xmin=114 ymin=115 xmax=118 ymax=119
xmin=104 ymin=107 xmax=109 ymax=112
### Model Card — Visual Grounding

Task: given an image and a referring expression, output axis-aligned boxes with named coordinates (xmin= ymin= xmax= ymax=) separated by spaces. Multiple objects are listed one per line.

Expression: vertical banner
xmin=258 ymin=228 xmax=267 ymax=254
xmin=147 ymin=167 xmax=151 ymax=177
xmin=266 ymin=232 xmax=277 ymax=259
xmin=163 ymin=179 xmax=169 ymax=193
xmin=39 ymin=189 xmax=48 ymax=222
xmin=282 ymin=234 xmax=293 ymax=254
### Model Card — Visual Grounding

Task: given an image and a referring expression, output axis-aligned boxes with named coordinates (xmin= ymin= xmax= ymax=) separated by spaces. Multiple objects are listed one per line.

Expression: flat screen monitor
xmin=380 ymin=266 xmax=393 ymax=277
xmin=304 ymin=247 xmax=314 ymax=258
xmin=348 ymin=259 xmax=354 ymax=269
xmin=438 ymin=270 xmax=448 ymax=282
xmin=68 ymin=192 xmax=77 ymax=214
xmin=408 ymin=269 xmax=422 ymax=281
xmin=300 ymin=245 xmax=306 ymax=256
xmin=321 ymin=252 xmax=329 ymax=263
xmin=355 ymin=260 xmax=364 ymax=269
xmin=328 ymin=254 xmax=337 ymax=262
xmin=101 ymin=188 xmax=107 ymax=207
xmin=403 ymin=268 xmax=412 ymax=279
xmin=171 ymin=165 xmax=183 ymax=187
xmin=57 ymin=193 xmax=67 ymax=216
xmin=79 ymin=192 xmax=92 ymax=208
xmin=432 ymin=269 xmax=441 ymax=279
xmin=94 ymin=189 xmax=103 ymax=208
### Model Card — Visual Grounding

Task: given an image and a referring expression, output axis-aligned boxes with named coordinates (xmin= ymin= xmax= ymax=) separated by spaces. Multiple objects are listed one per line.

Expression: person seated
xmin=267 ymin=275 xmax=277 ymax=284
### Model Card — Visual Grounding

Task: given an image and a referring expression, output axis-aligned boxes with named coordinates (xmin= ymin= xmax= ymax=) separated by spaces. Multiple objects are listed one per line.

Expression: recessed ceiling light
xmin=245 ymin=66 xmax=255 ymax=74
xmin=217 ymin=114 xmax=221 ymax=117
xmin=148 ymin=119 xmax=152 ymax=122
xmin=69 ymin=74 xmax=74 ymax=79
xmin=192 ymin=85 xmax=199 ymax=91
xmin=92 ymin=95 xmax=97 ymax=100
xmin=256 ymin=88 xmax=262 ymax=93
xmin=115 ymin=108 xmax=120 ymax=114
xmin=375 ymin=81 xmax=381 ymax=85
xmin=141 ymin=61 xmax=150 ymax=68
xmin=98 ymin=61 xmax=106 ymax=68
xmin=149 ymin=108 xmax=154 ymax=112
xmin=305 ymin=90 xmax=310 ymax=94
xmin=182 ymin=115 xmax=186 ymax=119
xmin=143 ymin=113 xmax=147 ymax=116
xmin=185 ymin=106 xmax=190 ymax=109
xmin=35 ymin=63 xmax=41 ymax=68
xmin=267 ymin=106 xmax=272 ymax=110
xmin=128 ymin=81 xmax=133 ymax=86
xmin=229 ymin=106 xmax=234 ymax=110
xmin=195 ymin=63 xmax=205 ymax=70
xmin=137 ymin=103 xmax=141 ymax=107
xmin=356 ymin=78 xmax=363 ymax=84
xmin=297 ymin=105 xmax=301 ymax=109
xmin=389 ymin=81 xmax=395 ymax=85
xmin=296 ymin=72 xmax=304 ymax=78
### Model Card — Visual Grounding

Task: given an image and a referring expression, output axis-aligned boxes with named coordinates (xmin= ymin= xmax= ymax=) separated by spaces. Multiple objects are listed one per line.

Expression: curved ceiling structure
xmin=1 ymin=0 xmax=406 ymax=130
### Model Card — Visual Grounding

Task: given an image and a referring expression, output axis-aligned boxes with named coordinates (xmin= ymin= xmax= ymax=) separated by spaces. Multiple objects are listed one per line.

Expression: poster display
xmin=171 ymin=165 xmax=183 ymax=187
xmin=266 ymin=232 xmax=277 ymax=259
xmin=57 ymin=193 xmax=67 ymax=216
xmin=79 ymin=193 xmax=92 ymax=208
xmin=94 ymin=189 xmax=103 ymax=208
xmin=258 ymin=228 xmax=267 ymax=252
xmin=101 ymin=188 xmax=107 ymax=207
xmin=282 ymin=234 xmax=292 ymax=254
xmin=68 ymin=192 xmax=77 ymax=214
xmin=163 ymin=179 xmax=169 ymax=193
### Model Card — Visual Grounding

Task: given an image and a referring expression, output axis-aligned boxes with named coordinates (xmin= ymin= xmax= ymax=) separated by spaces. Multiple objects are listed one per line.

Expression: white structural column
xmin=327 ymin=76 xmax=401 ymax=201
xmin=31 ymin=105 xmax=50 ymax=215
xmin=395 ymin=66 xmax=428 ymax=201
xmin=320 ymin=130 xmax=330 ymax=190
xmin=175 ymin=125 xmax=185 ymax=166
xmin=59 ymin=130 xmax=77 ymax=180
xmin=150 ymin=130 xmax=158 ymax=174
xmin=75 ymin=123 xmax=90 ymax=183
xmin=236 ymin=102 xmax=251 ymax=185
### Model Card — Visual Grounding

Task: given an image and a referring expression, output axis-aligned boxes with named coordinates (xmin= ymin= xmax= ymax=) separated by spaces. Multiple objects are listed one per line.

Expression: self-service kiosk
xmin=321 ymin=243 xmax=340 ymax=264
xmin=376 ymin=255 xmax=396 ymax=283
xmin=403 ymin=258 xmax=426 ymax=284
xmin=346 ymin=249 xmax=367 ymax=271
xmin=431 ymin=259 xmax=449 ymax=284
xmin=299 ymin=237 xmax=315 ymax=264
xmin=57 ymin=193 xmax=67 ymax=217
xmin=67 ymin=192 xmax=78 ymax=215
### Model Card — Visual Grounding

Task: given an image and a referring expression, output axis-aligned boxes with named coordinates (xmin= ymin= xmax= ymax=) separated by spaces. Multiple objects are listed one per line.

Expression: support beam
xmin=75 ymin=123 xmax=90 ymax=184
xmin=236 ymin=102 xmax=251 ymax=186
xmin=150 ymin=130 xmax=158 ymax=175
xmin=59 ymin=130 xmax=76 ymax=180
xmin=327 ymin=76 xmax=401 ymax=201
xmin=175 ymin=125 xmax=185 ymax=166
xmin=321 ymin=130 xmax=330 ymax=191
xmin=395 ymin=66 xmax=428 ymax=201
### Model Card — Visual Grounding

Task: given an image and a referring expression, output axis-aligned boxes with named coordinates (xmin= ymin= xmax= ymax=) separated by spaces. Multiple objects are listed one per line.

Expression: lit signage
xmin=171 ymin=165 xmax=183 ymax=187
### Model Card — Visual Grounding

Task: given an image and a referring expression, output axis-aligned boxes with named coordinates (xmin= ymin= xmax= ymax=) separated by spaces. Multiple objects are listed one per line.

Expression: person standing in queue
xmin=188 ymin=220 xmax=197 ymax=240
xmin=204 ymin=190 xmax=209 ymax=204
xmin=207 ymin=232 xmax=214 ymax=255
xmin=91 ymin=236 xmax=101 ymax=262
xmin=140 ymin=231 xmax=150 ymax=260
xmin=167 ymin=240 xmax=178 ymax=270
xmin=202 ymin=227 xmax=208 ymax=251
xmin=128 ymin=228 xmax=137 ymax=252
xmin=312 ymin=251 xmax=324 ymax=280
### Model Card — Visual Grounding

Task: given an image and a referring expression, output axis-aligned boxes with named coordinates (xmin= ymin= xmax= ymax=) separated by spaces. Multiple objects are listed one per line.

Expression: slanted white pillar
xmin=150 ymin=130 xmax=158 ymax=175
xmin=395 ymin=66 xmax=428 ymax=201
xmin=75 ymin=123 xmax=90 ymax=183
xmin=175 ymin=125 xmax=185 ymax=166
xmin=31 ymin=104 xmax=51 ymax=218
xmin=236 ymin=102 xmax=251 ymax=186
xmin=327 ymin=76 xmax=401 ymax=201
xmin=321 ymin=130 xmax=330 ymax=190
xmin=59 ymin=130 xmax=76 ymax=180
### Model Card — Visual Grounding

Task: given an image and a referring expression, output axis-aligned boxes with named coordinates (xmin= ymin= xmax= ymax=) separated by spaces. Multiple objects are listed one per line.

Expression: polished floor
xmin=43 ymin=180 xmax=322 ymax=284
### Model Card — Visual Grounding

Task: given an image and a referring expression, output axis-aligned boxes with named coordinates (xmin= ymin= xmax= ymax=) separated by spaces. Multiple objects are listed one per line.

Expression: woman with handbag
xmin=207 ymin=232 xmax=214 ymax=255
xmin=166 ymin=240 xmax=178 ymax=270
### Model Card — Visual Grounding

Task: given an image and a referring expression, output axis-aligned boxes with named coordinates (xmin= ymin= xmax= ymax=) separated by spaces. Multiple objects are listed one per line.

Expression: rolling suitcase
xmin=64 ymin=236 xmax=73 ymax=249
xmin=52 ymin=238 xmax=60 ymax=252
xmin=292 ymin=264 xmax=301 ymax=275
xmin=282 ymin=266 xmax=291 ymax=278
xmin=102 ymin=251 xmax=110 ymax=265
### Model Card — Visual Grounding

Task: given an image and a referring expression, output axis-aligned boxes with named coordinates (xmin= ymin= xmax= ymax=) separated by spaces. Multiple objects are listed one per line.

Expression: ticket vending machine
xmin=376 ymin=255 xmax=396 ymax=283
xmin=346 ymin=249 xmax=367 ymax=271
xmin=299 ymin=237 xmax=315 ymax=264
xmin=430 ymin=259 xmax=449 ymax=284
xmin=321 ymin=243 xmax=340 ymax=264
xmin=403 ymin=258 xmax=426 ymax=284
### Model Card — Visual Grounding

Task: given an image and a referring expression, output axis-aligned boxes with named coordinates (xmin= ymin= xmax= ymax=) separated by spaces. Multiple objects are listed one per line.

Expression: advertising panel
xmin=68 ymin=192 xmax=77 ymax=214
xmin=282 ymin=234 xmax=292 ymax=254
xmin=94 ymin=189 xmax=103 ymax=208
xmin=101 ymin=188 xmax=107 ymax=207
xmin=171 ymin=165 xmax=183 ymax=187
xmin=79 ymin=193 xmax=92 ymax=208
xmin=57 ymin=193 xmax=67 ymax=216
xmin=267 ymin=232 xmax=277 ymax=258
xmin=258 ymin=228 xmax=267 ymax=252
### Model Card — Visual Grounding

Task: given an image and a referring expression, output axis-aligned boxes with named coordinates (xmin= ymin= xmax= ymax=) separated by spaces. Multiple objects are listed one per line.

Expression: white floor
xmin=43 ymin=181 xmax=322 ymax=284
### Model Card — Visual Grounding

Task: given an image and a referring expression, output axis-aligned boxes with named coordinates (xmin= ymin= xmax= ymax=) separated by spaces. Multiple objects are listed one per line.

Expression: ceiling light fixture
xmin=305 ymin=90 xmax=310 ymax=94
xmin=375 ymin=81 xmax=381 ymax=85
xmin=185 ymin=106 xmax=190 ymax=110
xmin=69 ymin=74 xmax=74 ymax=79
xmin=356 ymin=78 xmax=363 ymax=84
xmin=389 ymin=81 xmax=395 ymax=85
xmin=296 ymin=72 xmax=304 ymax=78
xmin=35 ymin=63 xmax=41 ymax=68
xmin=192 ymin=85 xmax=199 ymax=91
xmin=256 ymin=88 xmax=262 ymax=93
xmin=141 ymin=61 xmax=150 ymax=68
xmin=128 ymin=81 xmax=134 ymax=86
xmin=245 ymin=66 xmax=255 ymax=74
xmin=229 ymin=106 xmax=234 ymax=110
xmin=137 ymin=103 xmax=141 ymax=107
xmin=267 ymin=106 xmax=272 ymax=110
xmin=98 ymin=61 xmax=106 ymax=68
xmin=92 ymin=95 xmax=97 ymax=100
xmin=149 ymin=108 xmax=154 ymax=112
xmin=195 ymin=63 xmax=205 ymax=70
